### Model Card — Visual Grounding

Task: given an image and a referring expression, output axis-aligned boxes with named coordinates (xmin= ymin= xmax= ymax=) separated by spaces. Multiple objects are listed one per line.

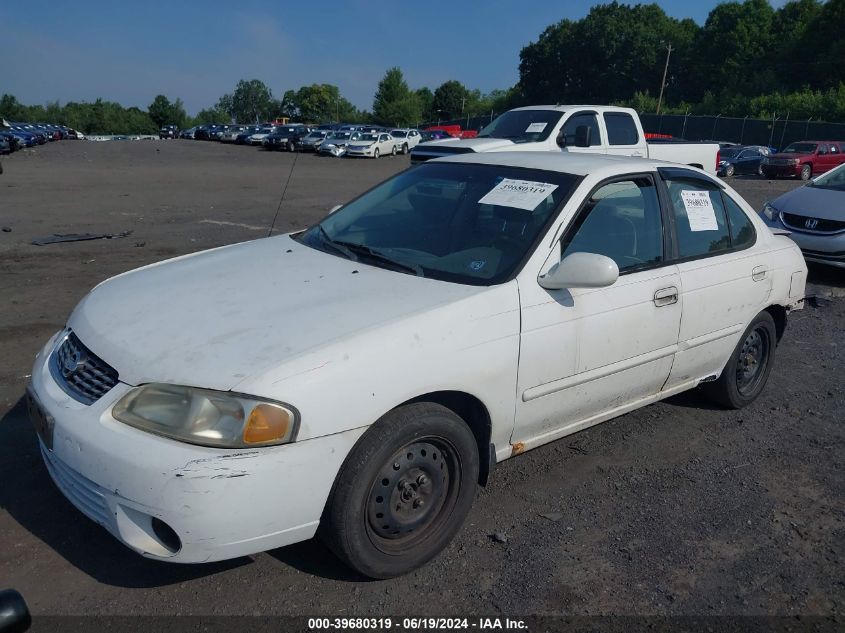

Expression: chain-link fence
xmin=639 ymin=114 xmax=845 ymax=149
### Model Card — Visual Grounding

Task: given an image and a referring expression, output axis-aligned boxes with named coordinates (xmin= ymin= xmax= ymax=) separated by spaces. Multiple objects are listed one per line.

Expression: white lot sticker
xmin=478 ymin=178 xmax=558 ymax=211
xmin=680 ymin=190 xmax=719 ymax=231
xmin=525 ymin=122 xmax=547 ymax=133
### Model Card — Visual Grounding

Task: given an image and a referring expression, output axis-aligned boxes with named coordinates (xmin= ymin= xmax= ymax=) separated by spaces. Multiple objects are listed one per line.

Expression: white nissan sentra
xmin=28 ymin=153 xmax=807 ymax=578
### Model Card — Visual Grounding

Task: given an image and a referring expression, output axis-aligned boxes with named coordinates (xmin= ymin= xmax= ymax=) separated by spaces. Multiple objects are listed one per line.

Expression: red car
xmin=761 ymin=140 xmax=845 ymax=180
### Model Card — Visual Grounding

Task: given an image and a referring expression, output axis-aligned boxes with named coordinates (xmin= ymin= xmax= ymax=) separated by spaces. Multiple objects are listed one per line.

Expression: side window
xmin=561 ymin=178 xmax=663 ymax=274
xmin=818 ymin=144 xmax=828 ymax=155
xmin=830 ymin=144 xmax=839 ymax=154
xmin=722 ymin=194 xmax=756 ymax=250
xmin=560 ymin=112 xmax=601 ymax=147
xmin=665 ymin=178 xmax=731 ymax=258
xmin=603 ymin=113 xmax=639 ymax=145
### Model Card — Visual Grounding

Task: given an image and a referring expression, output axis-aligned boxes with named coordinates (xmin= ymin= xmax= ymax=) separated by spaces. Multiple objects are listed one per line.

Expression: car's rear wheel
xmin=800 ymin=164 xmax=812 ymax=180
xmin=319 ymin=402 xmax=479 ymax=579
xmin=703 ymin=311 xmax=777 ymax=409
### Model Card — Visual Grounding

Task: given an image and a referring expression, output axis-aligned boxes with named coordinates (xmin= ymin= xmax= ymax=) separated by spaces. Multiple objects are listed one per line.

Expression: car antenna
xmin=267 ymin=150 xmax=300 ymax=238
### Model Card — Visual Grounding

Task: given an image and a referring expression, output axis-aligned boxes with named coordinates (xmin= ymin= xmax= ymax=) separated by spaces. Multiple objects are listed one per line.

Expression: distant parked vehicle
xmin=0 ymin=135 xmax=9 ymax=155
xmin=179 ymin=127 xmax=197 ymax=139
xmin=219 ymin=126 xmax=248 ymax=143
xmin=297 ymin=130 xmax=330 ymax=152
xmin=263 ymin=125 xmax=311 ymax=151
xmin=159 ymin=125 xmax=180 ymax=139
xmin=717 ymin=146 xmax=770 ymax=177
xmin=235 ymin=126 xmax=261 ymax=144
xmin=761 ymin=141 xmax=845 ymax=180
xmin=345 ymin=132 xmax=399 ymax=158
xmin=318 ymin=131 xmax=361 ymax=157
xmin=0 ymin=131 xmax=21 ymax=152
xmin=248 ymin=126 xmax=278 ymax=146
xmin=389 ymin=129 xmax=422 ymax=154
xmin=760 ymin=162 xmax=845 ymax=268
xmin=420 ymin=129 xmax=454 ymax=142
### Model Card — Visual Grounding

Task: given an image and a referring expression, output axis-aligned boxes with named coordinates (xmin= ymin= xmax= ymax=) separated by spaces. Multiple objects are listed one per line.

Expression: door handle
xmin=752 ymin=265 xmax=768 ymax=282
xmin=654 ymin=286 xmax=678 ymax=307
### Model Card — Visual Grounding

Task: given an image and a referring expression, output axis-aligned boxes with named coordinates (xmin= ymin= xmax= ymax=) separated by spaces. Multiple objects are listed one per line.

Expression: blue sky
xmin=2 ymin=0 xmax=787 ymax=115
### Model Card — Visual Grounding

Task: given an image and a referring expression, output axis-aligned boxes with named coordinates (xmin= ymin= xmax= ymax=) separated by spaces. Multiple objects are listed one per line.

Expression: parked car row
xmin=177 ymin=121 xmax=425 ymax=159
xmin=711 ymin=140 xmax=845 ymax=180
xmin=0 ymin=121 xmax=84 ymax=153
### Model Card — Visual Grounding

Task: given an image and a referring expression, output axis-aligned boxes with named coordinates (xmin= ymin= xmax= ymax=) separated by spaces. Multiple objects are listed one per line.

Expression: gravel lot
xmin=0 ymin=141 xmax=842 ymax=618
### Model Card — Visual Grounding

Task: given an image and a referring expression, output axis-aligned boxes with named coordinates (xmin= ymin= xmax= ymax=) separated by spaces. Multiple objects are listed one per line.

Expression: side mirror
xmin=538 ymin=252 xmax=619 ymax=290
xmin=574 ymin=125 xmax=592 ymax=147
xmin=556 ymin=131 xmax=566 ymax=148
xmin=0 ymin=589 xmax=31 ymax=633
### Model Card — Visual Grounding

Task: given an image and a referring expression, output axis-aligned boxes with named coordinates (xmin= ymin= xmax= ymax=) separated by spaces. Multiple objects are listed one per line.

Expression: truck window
xmin=560 ymin=113 xmax=601 ymax=147
xmin=603 ymin=113 xmax=639 ymax=145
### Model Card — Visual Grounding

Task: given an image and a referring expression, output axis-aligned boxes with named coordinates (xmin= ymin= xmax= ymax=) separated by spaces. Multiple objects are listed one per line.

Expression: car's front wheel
xmin=703 ymin=311 xmax=777 ymax=409
xmin=403 ymin=143 xmax=409 ymax=154
xmin=320 ymin=403 xmax=479 ymax=579
xmin=800 ymin=164 xmax=812 ymax=180
xmin=725 ymin=164 xmax=735 ymax=177
xmin=373 ymin=148 xmax=380 ymax=159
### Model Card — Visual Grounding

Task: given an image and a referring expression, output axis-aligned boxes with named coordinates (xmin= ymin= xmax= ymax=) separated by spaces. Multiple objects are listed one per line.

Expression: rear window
xmin=603 ymin=113 xmax=639 ymax=145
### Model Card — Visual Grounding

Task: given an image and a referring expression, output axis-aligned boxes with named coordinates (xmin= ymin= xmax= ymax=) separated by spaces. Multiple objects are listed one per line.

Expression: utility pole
xmin=460 ymin=96 xmax=466 ymax=114
xmin=656 ymin=44 xmax=673 ymax=115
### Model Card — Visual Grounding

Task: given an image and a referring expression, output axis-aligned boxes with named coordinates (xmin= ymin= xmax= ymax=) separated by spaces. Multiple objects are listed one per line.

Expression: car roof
xmin=509 ymin=104 xmax=639 ymax=115
xmin=433 ymin=151 xmax=694 ymax=178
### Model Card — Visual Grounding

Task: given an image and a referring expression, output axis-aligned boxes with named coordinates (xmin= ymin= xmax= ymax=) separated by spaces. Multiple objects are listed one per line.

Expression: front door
xmin=514 ymin=175 xmax=681 ymax=449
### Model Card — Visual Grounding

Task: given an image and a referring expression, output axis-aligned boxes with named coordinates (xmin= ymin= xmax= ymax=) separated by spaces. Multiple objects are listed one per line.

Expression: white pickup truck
xmin=411 ymin=105 xmax=720 ymax=174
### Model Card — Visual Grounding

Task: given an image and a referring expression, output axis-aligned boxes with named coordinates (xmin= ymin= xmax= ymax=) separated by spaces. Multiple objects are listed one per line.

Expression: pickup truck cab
xmin=761 ymin=141 xmax=845 ymax=180
xmin=412 ymin=105 xmax=720 ymax=174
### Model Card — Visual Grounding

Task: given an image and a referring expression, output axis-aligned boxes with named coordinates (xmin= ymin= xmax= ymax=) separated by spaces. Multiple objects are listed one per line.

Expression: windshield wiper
xmin=332 ymin=240 xmax=425 ymax=277
xmin=315 ymin=225 xmax=358 ymax=261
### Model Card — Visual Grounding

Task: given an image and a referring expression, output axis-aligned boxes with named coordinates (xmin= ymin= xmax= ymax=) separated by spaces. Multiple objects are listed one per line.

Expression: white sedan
xmin=28 ymin=153 xmax=806 ymax=578
xmin=345 ymin=132 xmax=398 ymax=158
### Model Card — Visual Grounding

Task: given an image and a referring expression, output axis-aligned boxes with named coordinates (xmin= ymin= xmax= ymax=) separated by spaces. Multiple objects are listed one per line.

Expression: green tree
xmin=148 ymin=95 xmax=174 ymax=128
xmin=231 ymin=79 xmax=273 ymax=123
xmin=372 ymin=67 xmax=421 ymax=126
xmin=415 ymin=87 xmax=434 ymax=122
xmin=432 ymin=80 xmax=470 ymax=120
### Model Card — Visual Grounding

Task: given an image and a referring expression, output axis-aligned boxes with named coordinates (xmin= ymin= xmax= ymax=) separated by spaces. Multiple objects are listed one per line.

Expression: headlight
xmin=719 ymin=160 xmax=727 ymax=166
xmin=762 ymin=202 xmax=778 ymax=220
xmin=789 ymin=158 xmax=800 ymax=165
xmin=112 ymin=384 xmax=299 ymax=448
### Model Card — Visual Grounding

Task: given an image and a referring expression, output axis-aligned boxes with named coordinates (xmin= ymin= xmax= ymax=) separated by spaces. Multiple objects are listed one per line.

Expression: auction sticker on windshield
xmin=680 ymin=190 xmax=719 ymax=231
xmin=525 ymin=122 xmax=547 ymax=133
xmin=478 ymin=178 xmax=558 ymax=211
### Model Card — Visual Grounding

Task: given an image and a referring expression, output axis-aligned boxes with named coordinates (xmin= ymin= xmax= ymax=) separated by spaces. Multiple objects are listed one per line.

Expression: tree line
xmin=2 ymin=0 xmax=843 ymax=134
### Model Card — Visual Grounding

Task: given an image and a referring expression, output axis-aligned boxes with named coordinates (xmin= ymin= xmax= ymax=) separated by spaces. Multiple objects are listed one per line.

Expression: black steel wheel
xmin=320 ymin=403 xmax=479 ymax=578
xmin=703 ymin=311 xmax=777 ymax=409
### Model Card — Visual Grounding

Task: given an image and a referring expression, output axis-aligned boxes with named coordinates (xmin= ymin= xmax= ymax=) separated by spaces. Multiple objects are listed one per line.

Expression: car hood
xmin=772 ymin=185 xmax=845 ymax=221
xmin=419 ymin=137 xmax=515 ymax=152
xmin=68 ymin=235 xmax=482 ymax=392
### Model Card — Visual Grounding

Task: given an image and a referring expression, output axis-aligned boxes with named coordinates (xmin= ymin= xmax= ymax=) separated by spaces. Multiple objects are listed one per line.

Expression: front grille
xmin=49 ymin=331 xmax=119 ymax=405
xmin=41 ymin=443 xmax=111 ymax=527
xmin=781 ymin=212 xmax=845 ymax=234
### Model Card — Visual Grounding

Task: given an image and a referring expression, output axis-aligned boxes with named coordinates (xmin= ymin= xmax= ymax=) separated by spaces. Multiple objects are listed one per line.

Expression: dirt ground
xmin=0 ymin=141 xmax=842 ymax=618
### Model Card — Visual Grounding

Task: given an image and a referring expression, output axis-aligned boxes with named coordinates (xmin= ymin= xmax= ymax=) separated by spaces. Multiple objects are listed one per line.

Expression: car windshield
xmin=478 ymin=109 xmax=564 ymax=143
xmin=360 ymin=134 xmax=377 ymax=141
xmin=307 ymin=132 xmax=325 ymax=139
xmin=391 ymin=130 xmax=407 ymax=137
xmin=809 ymin=164 xmax=845 ymax=191
xmin=296 ymin=162 xmax=579 ymax=285
xmin=257 ymin=127 xmax=272 ymax=133
xmin=782 ymin=143 xmax=817 ymax=154
xmin=329 ymin=133 xmax=350 ymax=141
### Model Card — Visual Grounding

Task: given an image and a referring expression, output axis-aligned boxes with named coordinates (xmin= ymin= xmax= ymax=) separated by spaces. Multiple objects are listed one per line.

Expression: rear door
xmin=658 ymin=168 xmax=773 ymax=388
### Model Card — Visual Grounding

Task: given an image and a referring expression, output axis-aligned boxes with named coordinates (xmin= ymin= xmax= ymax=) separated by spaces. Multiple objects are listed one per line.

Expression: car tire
xmin=703 ymin=311 xmax=777 ymax=409
xmin=403 ymin=143 xmax=409 ymax=154
xmin=391 ymin=145 xmax=397 ymax=156
xmin=725 ymin=164 xmax=735 ymax=177
xmin=373 ymin=148 xmax=380 ymax=159
xmin=757 ymin=164 xmax=764 ymax=176
xmin=287 ymin=140 xmax=295 ymax=152
xmin=800 ymin=164 xmax=812 ymax=180
xmin=319 ymin=402 xmax=479 ymax=579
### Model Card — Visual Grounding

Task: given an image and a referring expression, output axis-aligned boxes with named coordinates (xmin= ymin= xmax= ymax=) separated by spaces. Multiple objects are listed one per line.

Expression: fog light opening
xmin=151 ymin=517 xmax=182 ymax=553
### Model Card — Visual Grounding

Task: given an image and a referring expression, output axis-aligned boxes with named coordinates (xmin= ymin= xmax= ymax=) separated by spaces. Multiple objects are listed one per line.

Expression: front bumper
xmin=761 ymin=163 xmax=801 ymax=178
xmin=28 ymin=332 xmax=366 ymax=563
xmin=761 ymin=215 xmax=845 ymax=268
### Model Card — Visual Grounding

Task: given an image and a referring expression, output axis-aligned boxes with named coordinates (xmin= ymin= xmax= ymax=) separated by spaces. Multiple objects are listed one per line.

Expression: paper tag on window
xmin=681 ymin=190 xmax=718 ymax=231
xmin=478 ymin=178 xmax=558 ymax=211
xmin=525 ymin=122 xmax=547 ymax=133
